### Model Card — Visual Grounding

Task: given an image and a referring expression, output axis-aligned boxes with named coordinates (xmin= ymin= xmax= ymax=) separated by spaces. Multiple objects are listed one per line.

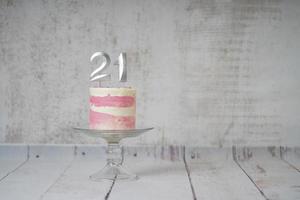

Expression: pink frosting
xmin=90 ymin=96 xmax=135 ymax=107
xmin=89 ymin=110 xmax=135 ymax=130
xmin=89 ymin=92 xmax=135 ymax=130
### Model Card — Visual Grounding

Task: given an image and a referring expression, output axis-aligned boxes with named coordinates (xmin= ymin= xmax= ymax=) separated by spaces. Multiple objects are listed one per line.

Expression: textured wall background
xmin=0 ymin=0 xmax=300 ymax=146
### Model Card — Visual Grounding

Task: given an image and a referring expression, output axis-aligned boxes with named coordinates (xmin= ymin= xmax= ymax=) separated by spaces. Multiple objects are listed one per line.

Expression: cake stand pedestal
xmin=73 ymin=127 xmax=153 ymax=181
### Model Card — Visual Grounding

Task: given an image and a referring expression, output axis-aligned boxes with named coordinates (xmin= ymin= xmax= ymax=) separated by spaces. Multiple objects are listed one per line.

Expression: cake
xmin=89 ymin=87 xmax=136 ymax=130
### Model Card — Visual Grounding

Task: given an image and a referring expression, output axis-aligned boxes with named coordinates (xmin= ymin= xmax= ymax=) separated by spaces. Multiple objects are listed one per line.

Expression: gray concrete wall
xmin=0 ymin=0 xmax=299 ymax=146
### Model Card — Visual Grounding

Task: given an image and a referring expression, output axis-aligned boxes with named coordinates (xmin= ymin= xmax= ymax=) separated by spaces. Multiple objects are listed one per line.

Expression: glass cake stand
xmin=73 ymin=127 xmax=154 ymax=181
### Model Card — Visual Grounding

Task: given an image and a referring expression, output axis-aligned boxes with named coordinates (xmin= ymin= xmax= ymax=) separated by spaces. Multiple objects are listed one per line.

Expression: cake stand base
xmin=73 ymin=127 xmax=153 ymax=181
xmin=90 ymin=163 xmax=138 ymax=181
xmin=90 ymin=143 xmax=138 ymax=181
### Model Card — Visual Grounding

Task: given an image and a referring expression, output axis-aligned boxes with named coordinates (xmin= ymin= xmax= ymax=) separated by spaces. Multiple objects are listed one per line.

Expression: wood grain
xmin=281 ymin=147 xmax=300 ymax=171
xmin=0 ymin=145 xmax=74 ymax=200
xmin=234 ymin=147 xmax=300 ymax=200
xmin=0 ymin=144 xmax=28 ymax=181
xmin=41 ymin=145 xmax=113 ymax=200
xmin=185 ymin=147 xmax=265 ymax=200
xmin=109 ymin=146 xmax=194 ymax=200
xmin=1 ymin=144 xmax=300 ymax=200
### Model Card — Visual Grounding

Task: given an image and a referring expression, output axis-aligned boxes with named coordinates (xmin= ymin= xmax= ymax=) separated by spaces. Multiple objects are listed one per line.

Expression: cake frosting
xmin=89 ymin=87 xmax=136 ymax=130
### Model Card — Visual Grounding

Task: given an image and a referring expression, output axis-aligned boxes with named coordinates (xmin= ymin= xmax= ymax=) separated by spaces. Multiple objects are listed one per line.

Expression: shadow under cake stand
xmin=73 ymin=127 xmax=154 ymax=181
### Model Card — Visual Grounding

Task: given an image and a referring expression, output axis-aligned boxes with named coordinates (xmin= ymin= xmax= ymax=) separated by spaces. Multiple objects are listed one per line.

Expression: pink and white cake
xmin=89 ymin=87 xmax=136 ymax=130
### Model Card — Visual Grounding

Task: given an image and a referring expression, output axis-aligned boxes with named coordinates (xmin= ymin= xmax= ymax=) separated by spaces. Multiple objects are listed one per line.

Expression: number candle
xmin=90 ymin=52 xmax=111 ymax=82
xmin=116 ymin=52 xmax=127 ymax=82
xmin=89 ymin=51 xmax=127 ymax=86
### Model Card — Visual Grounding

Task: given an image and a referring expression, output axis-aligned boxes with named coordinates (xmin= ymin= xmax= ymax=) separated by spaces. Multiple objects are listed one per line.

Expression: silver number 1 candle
xmin=116 ymin=52 xmax=127 ymax=82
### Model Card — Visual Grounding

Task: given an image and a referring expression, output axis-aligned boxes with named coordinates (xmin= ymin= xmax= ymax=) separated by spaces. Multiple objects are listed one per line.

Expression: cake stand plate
xmin=73 ymin=127 xmax=154 ymax=181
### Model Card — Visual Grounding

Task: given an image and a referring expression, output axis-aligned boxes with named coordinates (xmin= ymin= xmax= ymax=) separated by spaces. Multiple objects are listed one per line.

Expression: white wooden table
xmin=0 ymin=144 xmax=299 ymax=200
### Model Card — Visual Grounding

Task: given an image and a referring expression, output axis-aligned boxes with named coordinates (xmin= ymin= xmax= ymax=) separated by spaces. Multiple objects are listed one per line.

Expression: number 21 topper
xmin=90 ymin=52 xmax=127 ymax=84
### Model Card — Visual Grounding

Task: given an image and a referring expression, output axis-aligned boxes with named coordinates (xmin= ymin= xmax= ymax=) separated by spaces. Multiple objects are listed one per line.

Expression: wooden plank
xmin=234 ymin=147 xmax=300 ymax=200
xmin=41 ymin=145 xmax=113 ymax=200
xmin=0 ymin=144 xmax=28 ymax=181
xmin=109 ymin=146 xmax=194 ymax=200
xmin=281 ymin=147 xmax=300 ymax=171
xmin=0 ymin=145 xmax=74 ymax=200
xmin=186 ymin=147 xmax=265 ymax=200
